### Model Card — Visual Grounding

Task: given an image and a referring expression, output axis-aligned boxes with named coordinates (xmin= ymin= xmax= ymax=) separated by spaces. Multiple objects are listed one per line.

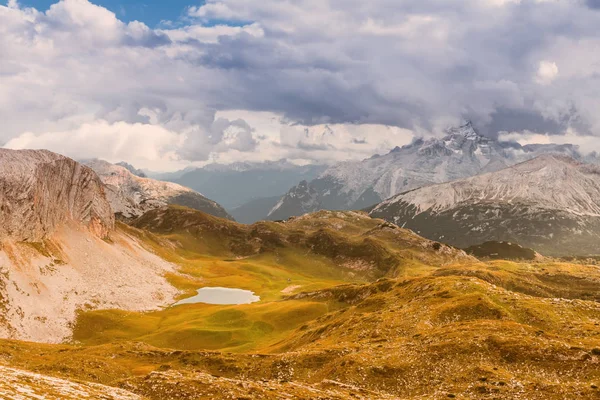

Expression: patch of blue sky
xmin=11 ymin=0 xmax=250 ymax=28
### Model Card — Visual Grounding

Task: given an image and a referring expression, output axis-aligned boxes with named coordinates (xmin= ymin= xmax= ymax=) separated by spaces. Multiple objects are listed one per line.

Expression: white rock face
xmin=84 ymin=159 xmax=232 ymax=220
xmin=0 ymin=149 xmax=114 ymax=241
xmin=0 ymin=365 xmax=141 ymax=400
xmin=0 ymin=225 xmax=179 ymax=343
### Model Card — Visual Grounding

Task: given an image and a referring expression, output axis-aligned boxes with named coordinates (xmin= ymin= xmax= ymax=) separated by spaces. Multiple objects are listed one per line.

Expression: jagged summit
xmin=0 ymin=149 xmax=114 ymax=241
xmin=445 ymin=121 xmax=481 ymax=140
xmin=116 ymin=161 xmax=147 ymax=178
xmin=269 ymin=122 xmax=599 ymax=221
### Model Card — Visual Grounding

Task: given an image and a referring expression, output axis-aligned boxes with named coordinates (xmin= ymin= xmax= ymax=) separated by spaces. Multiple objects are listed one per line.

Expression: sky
xmin=18 ymin=0 xmax=198 ymax=26
xmin=3 ymin=0 xmax=600 ymax=171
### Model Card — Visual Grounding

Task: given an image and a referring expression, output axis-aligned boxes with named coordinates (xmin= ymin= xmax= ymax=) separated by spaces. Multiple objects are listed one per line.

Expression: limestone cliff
xmin=0 ymin=149 xmax=114 ymax=241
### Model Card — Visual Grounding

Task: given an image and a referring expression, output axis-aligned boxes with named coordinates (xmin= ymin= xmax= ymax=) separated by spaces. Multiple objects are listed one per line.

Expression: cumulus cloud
xmin=535 ymin=61 xmax=559 ymax=85
xmin=3 ymin=0 xmax=600 ymax=169
xmin=4 ymin=120 xmax=186 ymax=170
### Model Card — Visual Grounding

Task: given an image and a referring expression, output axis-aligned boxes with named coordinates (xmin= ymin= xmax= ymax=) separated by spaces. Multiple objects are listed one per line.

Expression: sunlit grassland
xmin=72 ymin=222 xmax=354 ymax=352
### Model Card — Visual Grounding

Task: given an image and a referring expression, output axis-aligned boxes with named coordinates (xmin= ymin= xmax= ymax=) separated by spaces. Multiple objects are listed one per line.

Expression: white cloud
xmin=4 ymin=120 xmax=187 ymax=170
xmin=3 ymin=0 xmax=600 ymax=170
xmin=188 ymin=3 xmax=239 ymax=20
xmin=162 ymin=22 xmax=264 ymax=44
xmin=358 ymin=16 xmax=450 ymax=43
xmin=535 ymin=61 xmax=559 ymax=85
xmin=499 ymin=129 xmax=600 ymax=154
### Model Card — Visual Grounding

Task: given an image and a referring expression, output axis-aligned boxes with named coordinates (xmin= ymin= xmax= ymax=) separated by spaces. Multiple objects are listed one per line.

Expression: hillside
xmin=0 ymin=151 xmax=599 ymax=399
xmin=370 ymin=155 xmax=600 ymax=256
xmin=84 ymin=159 xmax=233 ymax=220
xmin=229 ymin=195 xmax=281 ymax=224
xmin=1 ymin=246 xmax=599 ymax=399
xmin=129 ymin=207 xmax=470 ymax=283
xmin=269 ymin=122 xmax=599 ymax=220
xmin=0 ymin=150 xmax=179 ymax=342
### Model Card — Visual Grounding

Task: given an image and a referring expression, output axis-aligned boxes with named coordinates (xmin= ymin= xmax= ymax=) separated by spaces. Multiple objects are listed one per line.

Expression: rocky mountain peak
xmin=445 ymin=121 xmax=481 ymax=140
xmin=268 ymin=122 xmax=600 ymax=221
xmin=0 ymin=149 xmax=114 ymax=242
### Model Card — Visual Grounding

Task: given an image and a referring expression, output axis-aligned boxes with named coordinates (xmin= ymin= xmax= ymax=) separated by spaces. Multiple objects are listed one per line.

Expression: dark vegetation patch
xmin=464 ymin=241 xmax=538 ymax=260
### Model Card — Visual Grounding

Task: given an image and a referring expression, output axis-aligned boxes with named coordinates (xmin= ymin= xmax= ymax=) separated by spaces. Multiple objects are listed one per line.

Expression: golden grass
xmin=2 ymin=208 xmax=600 ymax=399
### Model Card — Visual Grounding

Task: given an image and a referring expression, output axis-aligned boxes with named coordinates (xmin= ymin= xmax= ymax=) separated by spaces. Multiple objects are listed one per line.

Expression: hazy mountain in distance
xmin=268 ymin=122 xmax=600 ymax=221
xmin=163 ymin=160 xmax=327 ymax=210
xmin=229 ymin=196 xmax=282 ymax=224
xmin=146 ymin=166 xmax=197 ymax=181
xmin=370 ymin=155 xmax=600 ymax=256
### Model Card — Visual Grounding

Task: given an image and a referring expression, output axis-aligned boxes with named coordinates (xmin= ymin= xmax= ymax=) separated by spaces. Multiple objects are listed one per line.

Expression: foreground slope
xmin=0 ymin=365 xmax=141 ymax=400
xmin=0 ymin=150 xmax=178 ymax=342
xmin=370 ymin=155 xmax=600 ymax=256
xmin=269 ymin=122 xmax=598 ymax=220
xmin=1 ymin=256 xmax=599 ymax=399
xmin=84 ymin=159 xmax=233 ymax=220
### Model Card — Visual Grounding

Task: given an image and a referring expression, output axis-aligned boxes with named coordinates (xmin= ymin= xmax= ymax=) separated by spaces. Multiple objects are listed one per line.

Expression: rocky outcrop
xmin=0 ymin=149 xmax=114 ymax=241
xmin=0 ymin=366 xmax=141 ymax=400
xmin=0 ymin=149 xmax=178 ymax=343
xmin=84 ymin=159 xmax=234 ymax=220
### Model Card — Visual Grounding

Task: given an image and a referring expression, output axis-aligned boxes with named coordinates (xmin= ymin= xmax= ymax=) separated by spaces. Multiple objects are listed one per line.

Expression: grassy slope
xmin=71 ymin=208 xmax=467 ymax=353
xmin=2 ymin=258 xmax=599 ymax=399
xmin=1 ymin=207 xmax=599 ymax=399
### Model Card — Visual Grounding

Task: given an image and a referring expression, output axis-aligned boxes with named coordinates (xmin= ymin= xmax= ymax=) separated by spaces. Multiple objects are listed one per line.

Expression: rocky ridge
xmin=0 ymin=150 xmax=178 ymax=343
xmin=370 ymin=155 xmax=600 ymax=255
xmin=84 ymin=159 xmax=233 ymax=220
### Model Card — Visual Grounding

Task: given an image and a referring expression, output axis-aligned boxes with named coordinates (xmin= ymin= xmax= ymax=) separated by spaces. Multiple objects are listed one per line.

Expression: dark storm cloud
xmin=587 ymin=0 xmax=600 ymax=9
xmin=180 ymin=0 xmax=600 ymax=138
xmin=479 ymin=109 xmax=567 ymax=139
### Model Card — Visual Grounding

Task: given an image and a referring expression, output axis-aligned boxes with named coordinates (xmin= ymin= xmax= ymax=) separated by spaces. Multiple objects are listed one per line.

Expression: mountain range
xmin=157 ymin=160 xmax=326 ymax=222
xmin=268 ymin=122 xmax=599 ymax=220
xmin=370 ymin=154 xmax=600 ymax=256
